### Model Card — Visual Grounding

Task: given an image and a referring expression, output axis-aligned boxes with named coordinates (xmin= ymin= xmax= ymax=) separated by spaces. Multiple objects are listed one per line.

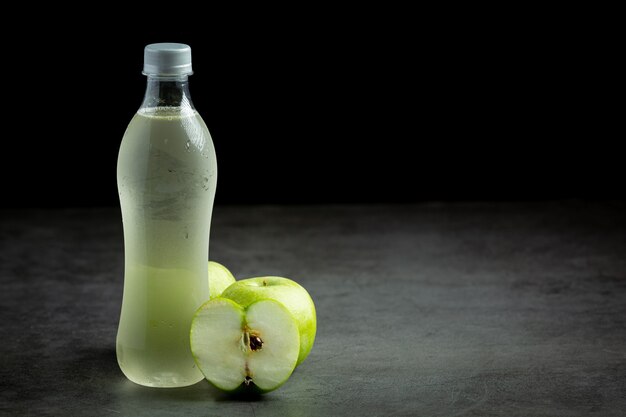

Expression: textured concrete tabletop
xmin=1 ymin=203 xmax=625 ymax=416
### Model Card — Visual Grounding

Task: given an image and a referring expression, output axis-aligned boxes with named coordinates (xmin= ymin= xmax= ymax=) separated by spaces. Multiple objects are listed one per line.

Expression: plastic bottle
xmin=116 ymin=43 xmax=217 ymax=387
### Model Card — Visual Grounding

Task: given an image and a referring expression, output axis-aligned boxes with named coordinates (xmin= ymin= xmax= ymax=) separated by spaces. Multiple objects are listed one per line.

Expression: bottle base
xmin=121 ymin=369 xmax=205 ymax=388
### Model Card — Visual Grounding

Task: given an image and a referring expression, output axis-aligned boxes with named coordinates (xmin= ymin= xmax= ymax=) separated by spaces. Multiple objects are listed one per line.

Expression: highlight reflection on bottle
xmin=116 ymin=43 xmax=217 ymax=388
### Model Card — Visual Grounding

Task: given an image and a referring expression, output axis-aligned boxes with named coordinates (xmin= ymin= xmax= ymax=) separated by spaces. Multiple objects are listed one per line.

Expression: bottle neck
xmin=140 ymin=76 xmax=195 ymax=112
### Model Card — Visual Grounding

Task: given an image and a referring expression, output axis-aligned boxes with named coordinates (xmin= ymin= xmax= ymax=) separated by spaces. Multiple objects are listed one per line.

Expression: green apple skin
xmin=221 ymin=277 xmax=316 ymax=366
xmin=208 ymin=261 xmax=236 ymax=299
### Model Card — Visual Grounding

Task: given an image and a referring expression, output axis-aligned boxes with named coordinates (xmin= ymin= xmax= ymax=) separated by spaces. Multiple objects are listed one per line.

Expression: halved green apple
xmin=190 ymin=297 xmax=300 ymax=393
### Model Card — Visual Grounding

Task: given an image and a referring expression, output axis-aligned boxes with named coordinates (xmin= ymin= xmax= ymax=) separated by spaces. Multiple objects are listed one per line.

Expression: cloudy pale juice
xmin=117 ymin=110 xmax=217 ymax=386
xmin=117 ymin=107 xmax=216 ymax=387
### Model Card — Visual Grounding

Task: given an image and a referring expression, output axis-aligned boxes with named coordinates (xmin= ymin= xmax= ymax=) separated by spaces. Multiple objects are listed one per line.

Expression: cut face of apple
xmin=208 ymin=261 xmax=236 ymax=299
xmin=190 ymin=297 xmax=300 ymax=393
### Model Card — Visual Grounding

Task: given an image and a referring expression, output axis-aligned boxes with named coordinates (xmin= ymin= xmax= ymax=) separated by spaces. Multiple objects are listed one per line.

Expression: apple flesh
xmin=208 ymin=261 xmax=236 ymax=299
xmin=190 ymin=297 xmax=300 ymax=393
xmin=220 ymin=277 xmax=316 ymax=366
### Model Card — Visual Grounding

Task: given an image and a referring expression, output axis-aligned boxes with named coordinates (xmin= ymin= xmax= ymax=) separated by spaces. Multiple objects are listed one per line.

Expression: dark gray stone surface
xmin=1 ymin=203 xmax=625 ymax=416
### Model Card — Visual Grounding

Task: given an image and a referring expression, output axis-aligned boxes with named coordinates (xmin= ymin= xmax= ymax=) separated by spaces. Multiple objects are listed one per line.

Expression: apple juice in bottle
xmin=116 ymin=43 xmax=217 ymax=387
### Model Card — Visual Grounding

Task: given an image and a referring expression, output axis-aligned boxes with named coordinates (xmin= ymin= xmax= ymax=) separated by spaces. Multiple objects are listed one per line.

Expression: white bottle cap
xmin=143 ymin=43 xmax=193 ymax=76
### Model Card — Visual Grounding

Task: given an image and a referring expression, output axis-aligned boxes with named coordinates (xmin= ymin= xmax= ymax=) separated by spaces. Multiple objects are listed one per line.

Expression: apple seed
xmin=250 ymin=335 xmax=263 ymax=351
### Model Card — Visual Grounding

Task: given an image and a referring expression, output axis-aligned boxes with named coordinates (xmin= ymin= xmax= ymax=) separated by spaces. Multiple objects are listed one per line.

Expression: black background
xmin=2 ymin=11 xmax=620 ymax=207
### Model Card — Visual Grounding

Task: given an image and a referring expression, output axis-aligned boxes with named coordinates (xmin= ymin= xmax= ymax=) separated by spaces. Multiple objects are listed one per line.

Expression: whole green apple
xmin=221 ymin=277 xmax=316 ymax=366
xmin=208 ymin=261 xmax=236 ymax=299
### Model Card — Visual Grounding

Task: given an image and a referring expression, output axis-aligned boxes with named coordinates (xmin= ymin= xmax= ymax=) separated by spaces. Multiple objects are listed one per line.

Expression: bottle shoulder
xmin=123 ymin=108 xmax=210 ymax=138
xmin=120 ymin=107 xmax=214 ymax=155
